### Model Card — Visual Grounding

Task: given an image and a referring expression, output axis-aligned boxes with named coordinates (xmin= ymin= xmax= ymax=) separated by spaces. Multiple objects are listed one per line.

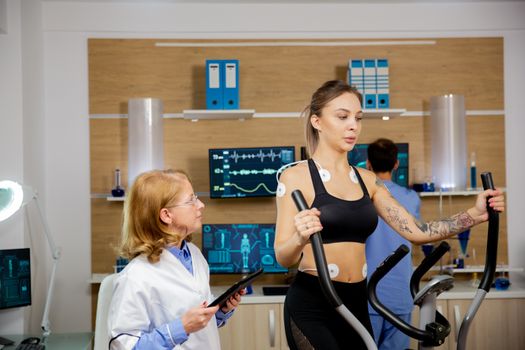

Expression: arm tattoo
xmin=415 ymin=211 xmax=475 ymax=239
xmin=375 ymin=176 xmax=385 ymax=188
xmin=384 ymin=205 xmax=413 ymax=235
xmin=379 ymin=181 xmax=412 ymax=234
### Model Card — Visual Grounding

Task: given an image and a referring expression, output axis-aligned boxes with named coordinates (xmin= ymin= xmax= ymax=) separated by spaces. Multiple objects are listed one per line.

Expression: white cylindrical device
xmin=128 ymin=98 xmax=164 ymax=187
xmin=430 ymin=94 xmax=467 ymax=191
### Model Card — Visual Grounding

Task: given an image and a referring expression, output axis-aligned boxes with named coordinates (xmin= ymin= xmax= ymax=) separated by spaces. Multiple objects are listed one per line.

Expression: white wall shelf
xmin=430 ymin=265 xmax=524 ymax=274
xmin=362 ymin=108 xmax=407 ymax=118
xmin=106 ymin=191 xmax=211 ymax=201
xmin=419 ymin=187 xmax=506 ymax=197
xmin=181 ymin=108 xmax=406 ymax=121
xmin=90 ymin=109 xmax=503 ymax=120
xmin=182 ymin=109 xmax=255 ymax=121
xmin=107 ymin=196 xmax=125 ymax=201
xmin=419 ymin=190 xmax=482 ymax=197
xmin=254 ymin=108 xmax=407 ymax=119
xmin=90 ymin=273 xmax=110 ymax=284
xmin=451 ymin=266 xmax=523 ymax=274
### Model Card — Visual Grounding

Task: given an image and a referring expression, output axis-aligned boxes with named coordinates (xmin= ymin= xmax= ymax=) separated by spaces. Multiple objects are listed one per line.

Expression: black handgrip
xmin=481 ymin=172 xmax=495 ymax=193
xmin=368 ymin=244 xmax=450 ymax=346
xmin=291 ymin=190 xmax=342 ymax=307
xmin=479 ymin=172 xmax=499 ymax=292
xmin=373 ymin=245 xmax=410 ymax=280
xmin=410 ymin=241 xmax=451 ymax=298
xmin=368 ymin=245 xmax=436 ymax=344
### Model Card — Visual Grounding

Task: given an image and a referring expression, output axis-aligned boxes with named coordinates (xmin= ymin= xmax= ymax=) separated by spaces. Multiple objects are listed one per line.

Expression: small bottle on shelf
xmin=470 ymin=248 xmax=481 ymax=287
xmin=470 ymin=152 xmax=477 ymax=190
xmin=111 ymin=168 xmax=125 ymax=197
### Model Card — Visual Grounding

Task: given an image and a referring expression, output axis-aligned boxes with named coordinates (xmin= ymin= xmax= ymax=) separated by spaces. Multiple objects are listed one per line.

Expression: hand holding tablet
xmin=209 ymin=268 xmax=264 ymax=308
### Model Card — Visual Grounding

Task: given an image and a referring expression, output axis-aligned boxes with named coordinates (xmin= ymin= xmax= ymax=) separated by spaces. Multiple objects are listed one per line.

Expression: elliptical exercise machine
xmin=368 ymin=172 xmax=500 ymax=350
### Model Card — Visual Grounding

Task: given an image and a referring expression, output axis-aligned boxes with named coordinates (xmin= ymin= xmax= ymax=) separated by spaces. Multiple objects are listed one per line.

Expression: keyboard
xmin=15 ymin=344 xmax=45 ymax=350
xmin=262 ymin=285 xmax=289 ymax=295
xmin=0 ymin=336 xmax=14 ymax=346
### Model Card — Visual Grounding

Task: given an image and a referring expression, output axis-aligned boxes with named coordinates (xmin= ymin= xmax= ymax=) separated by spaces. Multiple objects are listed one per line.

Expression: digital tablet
xmin=209 ymin=268 xmax=264 ymax=308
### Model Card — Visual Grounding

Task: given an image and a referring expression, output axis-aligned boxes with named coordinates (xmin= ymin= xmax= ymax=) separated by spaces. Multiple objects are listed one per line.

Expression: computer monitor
xmin=348 ymin=143 xmax=409 ymax=188
xmin=0 ymin=248 xmax=31 ymax=310
xmin=209 ymin=146 xmax=295 ymax=198
xmin=201 ymin=223 xmax=287 ymax=274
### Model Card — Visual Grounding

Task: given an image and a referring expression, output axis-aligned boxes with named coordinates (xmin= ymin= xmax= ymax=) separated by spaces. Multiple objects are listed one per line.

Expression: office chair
xmin=94 ymin=274 xmax=117 ymax=350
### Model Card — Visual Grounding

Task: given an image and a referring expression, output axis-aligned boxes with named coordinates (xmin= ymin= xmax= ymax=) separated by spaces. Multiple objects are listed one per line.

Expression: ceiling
xmin=41 ymin=0 xmax=525 ymax=3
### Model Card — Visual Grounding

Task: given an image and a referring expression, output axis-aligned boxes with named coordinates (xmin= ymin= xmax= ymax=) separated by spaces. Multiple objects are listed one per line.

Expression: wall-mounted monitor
xmin=300 ymin=146 xmax=308 ymax=161
xmin=0 ymin=248 xmax=31 ymax=310
xmin=201 ymin=223 xmax=287 ymax=274
xmin=347 ymin=143 xmax=409 ymax=188
xmin=209 ymin=146 xmax=295 ymax=198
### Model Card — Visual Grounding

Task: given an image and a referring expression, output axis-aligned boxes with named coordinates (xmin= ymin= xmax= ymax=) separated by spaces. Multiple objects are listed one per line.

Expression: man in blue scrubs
xmin=365 ymin=138 xmax=421 ymax=350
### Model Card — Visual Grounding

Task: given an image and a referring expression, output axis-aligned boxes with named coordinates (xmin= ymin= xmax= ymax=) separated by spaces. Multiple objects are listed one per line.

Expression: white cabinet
xmin=447 ymin=298 xmax=525 ymax=350
xmin=219 ymin=303 xmax=289 ymax=350
xmin=215 ymin=283 xmax=525 ymax=350
xmin=410 ymin=298 xmax=525 ymax=350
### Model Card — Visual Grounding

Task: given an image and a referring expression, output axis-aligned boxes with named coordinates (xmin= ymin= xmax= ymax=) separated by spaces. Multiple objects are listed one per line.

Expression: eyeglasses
xmin=169 ymin=194 xmax=200 ymax=208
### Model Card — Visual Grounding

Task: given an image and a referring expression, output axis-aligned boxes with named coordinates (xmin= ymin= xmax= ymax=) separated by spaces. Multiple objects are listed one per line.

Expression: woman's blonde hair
xmin=119 ymin=169 xmax=193 ymax=263
xmin=303 ymin=80 xmax=363 ymax=156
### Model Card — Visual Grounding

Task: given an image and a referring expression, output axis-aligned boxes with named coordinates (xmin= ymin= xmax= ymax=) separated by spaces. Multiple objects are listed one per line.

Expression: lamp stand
xmin=33 ymin=194 xmax=60 ymax=337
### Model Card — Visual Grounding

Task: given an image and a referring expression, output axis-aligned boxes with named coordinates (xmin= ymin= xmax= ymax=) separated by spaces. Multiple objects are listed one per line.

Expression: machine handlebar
xmin=479 ymin=172 xmax=499 ymax=292
xmin=291 ymin=190 xmax=342 ymax=307
xmin=410 ymin=241 xmax=451 ymax=298
xmin=368 ymin=245 xmax=449 ymax=345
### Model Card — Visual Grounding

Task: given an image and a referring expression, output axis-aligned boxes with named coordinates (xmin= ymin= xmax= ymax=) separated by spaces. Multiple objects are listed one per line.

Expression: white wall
xmin=1 ymin=0 xmax=523 ymax=334
xmin=503 ymin=30 xmax=525 ymax=280
xmin=0 ymin=0 xmax=25 ymax=335
xmin=42 ymin=30 xmax=92 ymax=333
xmin=0 ymin=0 xmax=7 ymax=34
xmin=20 ymin=0 xmax=49 ymax=334
xmin=0 ymin=0 xmax=49 ymax=336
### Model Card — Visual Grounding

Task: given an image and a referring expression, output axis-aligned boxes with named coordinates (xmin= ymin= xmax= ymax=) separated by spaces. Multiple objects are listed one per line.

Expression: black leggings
xmin=284 ymin=271 xmax=374 ymax=350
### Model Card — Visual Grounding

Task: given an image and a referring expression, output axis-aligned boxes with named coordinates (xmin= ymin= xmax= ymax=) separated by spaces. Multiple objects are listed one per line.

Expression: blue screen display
xmin=0 ymin=248 xmax=31 ymax=310
xmin=209 ymin=146 xmax=295 ymax=198
xmin=348 ymin=143 xmax=409 ymax=188
xmin=201 ymin=224 xmax=287 ymax=274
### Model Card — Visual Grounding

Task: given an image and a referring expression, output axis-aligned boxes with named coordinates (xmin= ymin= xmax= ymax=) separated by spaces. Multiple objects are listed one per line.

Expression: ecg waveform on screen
xmin=228 ymin=149 xmax=286 ymax=163
xmin=230 ymin=182 xmax=275 ymax=194
xmin=214 ymin=168 xmax=278 ymax=176
xmin=209 ymin=146 xmax=295 ymax=198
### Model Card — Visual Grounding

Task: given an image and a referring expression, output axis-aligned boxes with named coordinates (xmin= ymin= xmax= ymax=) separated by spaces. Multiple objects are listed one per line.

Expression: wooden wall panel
xmin=90 ymin=115 xmax=507 ymax=271
xmin=90 ymin=116 xmax=506 ymax=195
xmin=89 ymin=38 xmax=503 ymax=114
xmin=90 ymin=119 xmax=129 ymax=192
xmin=91 ymin=198 xmax=124 ymax=273
xmin=89 ymin=37 xmax=506 ymax=287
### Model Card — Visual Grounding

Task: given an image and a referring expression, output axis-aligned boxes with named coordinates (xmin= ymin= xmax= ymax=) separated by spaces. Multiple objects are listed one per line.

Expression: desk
xmin=1 ymin=333 xmax=92 ymax=350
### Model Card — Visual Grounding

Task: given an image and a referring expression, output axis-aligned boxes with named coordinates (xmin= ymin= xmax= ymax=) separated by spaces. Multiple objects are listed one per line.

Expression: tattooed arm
xmin=371 ymin=176 xmax=505 ymax=244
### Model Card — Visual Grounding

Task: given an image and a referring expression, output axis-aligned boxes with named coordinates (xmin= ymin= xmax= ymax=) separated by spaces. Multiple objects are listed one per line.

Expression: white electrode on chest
xmin=328 ymin=263 xmax=339 ymax=278
xmin=349 ymin=168 xmax=359 ymax=184
xmin=275 ymin=160 xmax=307 ymax=196
xmin=362 ymin=263 xmax=367 ymax=278
xmin=276 ymin=182 xmax=286 ymax=197
xmin=319 ymin=168 xmax=331 ymax=182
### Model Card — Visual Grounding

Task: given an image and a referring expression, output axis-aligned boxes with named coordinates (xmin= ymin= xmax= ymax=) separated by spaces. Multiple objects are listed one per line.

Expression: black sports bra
xmin=308 ymin=159 xmax=378 ymax=244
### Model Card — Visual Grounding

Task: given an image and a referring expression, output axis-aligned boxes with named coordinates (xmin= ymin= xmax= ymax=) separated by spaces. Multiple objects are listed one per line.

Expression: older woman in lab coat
xmin=108 ymin=169 xmax=243 ymax=350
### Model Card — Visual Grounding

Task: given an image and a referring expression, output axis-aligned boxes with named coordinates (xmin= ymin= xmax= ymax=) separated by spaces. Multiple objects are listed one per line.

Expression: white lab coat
xmin=108 ymin=243 xmax=221 ymax=350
